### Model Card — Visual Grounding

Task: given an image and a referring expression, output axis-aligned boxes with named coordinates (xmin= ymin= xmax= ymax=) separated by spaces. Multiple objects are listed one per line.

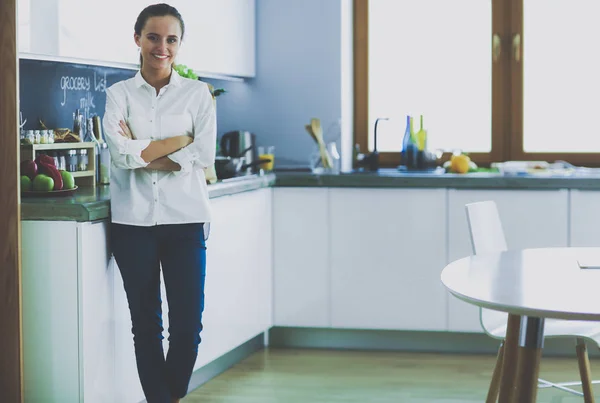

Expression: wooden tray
xmin=22 ymin=186 xmax=78 ymax=198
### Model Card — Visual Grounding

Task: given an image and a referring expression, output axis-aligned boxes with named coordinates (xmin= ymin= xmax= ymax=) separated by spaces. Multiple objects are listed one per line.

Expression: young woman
xmin=102 ymin=4 xmax=216 ymax=402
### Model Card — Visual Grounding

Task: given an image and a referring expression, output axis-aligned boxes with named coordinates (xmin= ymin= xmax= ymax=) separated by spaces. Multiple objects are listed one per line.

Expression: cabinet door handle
xmin=492 ymin=34 xmax=502 ymax=62
xmin=513 ymin=33 xmax=521 ymax=62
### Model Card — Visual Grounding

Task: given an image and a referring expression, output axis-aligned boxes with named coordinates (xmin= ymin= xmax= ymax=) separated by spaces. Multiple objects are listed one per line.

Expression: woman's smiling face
xmin=135 ymin=15 xmax=182 ymax=71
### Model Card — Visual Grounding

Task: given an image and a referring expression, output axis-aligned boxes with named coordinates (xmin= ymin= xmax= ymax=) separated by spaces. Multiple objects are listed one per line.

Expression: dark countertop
xmin=21 ymin=173 xmax=276 ymax=222
xmin=275 ymin=169 xmax=600 ymax=190
xmin=21 ymin=169 xmax=600 ymax=222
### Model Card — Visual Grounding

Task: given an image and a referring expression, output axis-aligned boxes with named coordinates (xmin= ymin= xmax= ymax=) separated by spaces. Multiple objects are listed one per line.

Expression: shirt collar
xmin=134 ymin=69 xmax=183 ymax=89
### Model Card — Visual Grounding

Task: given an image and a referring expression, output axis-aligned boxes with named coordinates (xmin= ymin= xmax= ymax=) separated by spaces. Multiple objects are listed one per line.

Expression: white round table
xmin=441 ymin=247 xmax=600 ymax=403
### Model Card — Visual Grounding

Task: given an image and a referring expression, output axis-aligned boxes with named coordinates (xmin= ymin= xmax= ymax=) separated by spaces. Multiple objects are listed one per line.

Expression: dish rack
xmin=20 ymin=142 xmax=97 ymax=187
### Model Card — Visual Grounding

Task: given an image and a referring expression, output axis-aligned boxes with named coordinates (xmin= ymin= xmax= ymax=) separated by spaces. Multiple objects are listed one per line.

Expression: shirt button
xmin=153 ymin=182 xmax=156 ymax=185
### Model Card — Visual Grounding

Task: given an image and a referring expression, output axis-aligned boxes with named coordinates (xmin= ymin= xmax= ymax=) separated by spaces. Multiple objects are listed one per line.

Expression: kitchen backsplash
xmin=19 ymin=59 xmax=135 ymax=132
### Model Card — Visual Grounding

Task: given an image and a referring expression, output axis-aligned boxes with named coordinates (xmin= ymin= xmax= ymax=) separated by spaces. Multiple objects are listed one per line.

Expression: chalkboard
xmin=19 ymin=58 xmax=137 ymax=131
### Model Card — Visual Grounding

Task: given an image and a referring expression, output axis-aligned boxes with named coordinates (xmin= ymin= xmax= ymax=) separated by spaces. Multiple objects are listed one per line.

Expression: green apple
xmin=33 ymin=174 xmax=54 ymax=192
xmin=60 ymin=170 xmax=75 ymax=190
xmin=20 ymin=175 xmax=32 ymax=191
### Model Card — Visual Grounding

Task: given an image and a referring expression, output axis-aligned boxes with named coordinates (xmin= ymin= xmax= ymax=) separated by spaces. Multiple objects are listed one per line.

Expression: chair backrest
xmin=465 ymin=201 xmax=508 ymax=336
xmin=465 ymin=201 xmax=508 ymax=255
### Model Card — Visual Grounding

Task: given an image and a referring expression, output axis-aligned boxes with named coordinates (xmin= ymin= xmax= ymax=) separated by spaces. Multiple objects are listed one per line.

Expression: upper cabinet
xmin=18 ymin=0 xmax=256 ymax=78
xmin=176 ymin=0 xmax=256 ymax=78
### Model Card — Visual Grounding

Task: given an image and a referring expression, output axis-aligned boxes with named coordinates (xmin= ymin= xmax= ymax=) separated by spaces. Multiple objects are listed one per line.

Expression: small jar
xmin=40 ymin=130 xmax=49 ymax=144
xmin=57 ymin=151 xmax=66 ymax=171
xmin=50 ymin=152 xmax=59 ymax=168
xmin=22 ymin=130 xmax=33 ymax=145
xmin=33 ymin=130 xmax=41 ymax=144
xmin=67 ymin=150 xmax=78 ymax=172
xmin=78 ymin=149 xmax=88 ymax=171
xmin=47 ymin=129 xmax=55 ymax=144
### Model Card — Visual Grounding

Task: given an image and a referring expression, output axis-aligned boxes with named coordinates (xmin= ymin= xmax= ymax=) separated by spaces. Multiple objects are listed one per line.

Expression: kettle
xmin=220 ymin=131 xmax=257 ymax=174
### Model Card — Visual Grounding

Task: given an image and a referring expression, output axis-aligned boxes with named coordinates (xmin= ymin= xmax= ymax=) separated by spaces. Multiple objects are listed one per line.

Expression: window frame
xmin=354 ymin=0 xmax=600 ymax=167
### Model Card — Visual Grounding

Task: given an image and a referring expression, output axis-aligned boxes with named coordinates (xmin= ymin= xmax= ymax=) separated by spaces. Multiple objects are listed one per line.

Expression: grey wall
xmin=205 ymin=0 xmax=345 ymax=169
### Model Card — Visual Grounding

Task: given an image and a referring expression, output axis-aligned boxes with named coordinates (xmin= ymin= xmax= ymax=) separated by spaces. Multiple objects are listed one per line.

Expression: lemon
xmin=450 ymin=154 xmax=471 ymax=174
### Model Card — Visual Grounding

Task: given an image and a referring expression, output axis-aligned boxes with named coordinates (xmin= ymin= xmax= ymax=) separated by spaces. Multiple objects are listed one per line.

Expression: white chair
xmin=465 ymin=200 xmax=600 ymax=403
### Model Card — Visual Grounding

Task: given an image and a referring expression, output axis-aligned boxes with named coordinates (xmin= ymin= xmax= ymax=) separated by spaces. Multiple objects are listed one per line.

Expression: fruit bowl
xmin=21 ymin=186 xmax=78 ymax=198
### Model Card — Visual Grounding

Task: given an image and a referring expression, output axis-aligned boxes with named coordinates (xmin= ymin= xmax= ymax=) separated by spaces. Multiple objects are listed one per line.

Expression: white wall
xmin=206 ymin=0 xmax=349 ymax=169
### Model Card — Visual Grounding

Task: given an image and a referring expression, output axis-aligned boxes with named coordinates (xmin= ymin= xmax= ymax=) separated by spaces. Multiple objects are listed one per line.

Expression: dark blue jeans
xmin=111 ymin=223 xmax=207 ymax=403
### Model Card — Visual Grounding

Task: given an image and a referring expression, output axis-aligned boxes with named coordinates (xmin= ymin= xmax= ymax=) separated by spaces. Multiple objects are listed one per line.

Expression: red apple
xmin=20 ymin=160 xmax=37 ymax=181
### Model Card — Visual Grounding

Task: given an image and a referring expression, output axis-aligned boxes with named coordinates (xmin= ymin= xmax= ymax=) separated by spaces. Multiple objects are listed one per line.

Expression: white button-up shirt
xmin=103 ymin=70 xmax=216 ymax=226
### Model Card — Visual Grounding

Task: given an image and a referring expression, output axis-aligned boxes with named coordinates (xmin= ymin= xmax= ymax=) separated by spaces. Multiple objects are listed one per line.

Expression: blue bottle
xmin=401 ymin=115 xmax=415 ymax=168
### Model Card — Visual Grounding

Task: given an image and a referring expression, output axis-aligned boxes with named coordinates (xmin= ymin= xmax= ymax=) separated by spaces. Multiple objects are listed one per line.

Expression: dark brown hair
xmin=134 ymin=3 xmax=185 ymax=66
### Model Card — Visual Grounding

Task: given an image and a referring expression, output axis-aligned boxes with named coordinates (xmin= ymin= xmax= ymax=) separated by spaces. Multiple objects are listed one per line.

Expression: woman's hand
xmin=118 ymin=120 xmax=135 ymax=140
xmin=180 ymin=134 xmax=194 ymax=148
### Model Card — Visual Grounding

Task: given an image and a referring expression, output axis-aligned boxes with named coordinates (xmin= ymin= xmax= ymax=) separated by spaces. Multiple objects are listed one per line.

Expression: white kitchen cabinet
xmin=177 ymin=0 xmax=256 ymax=77
xmin=256 ymin=188 xmax=274 ymax=332
xmin=19 ymin=0 xmax=141 ymax=64
xmin=19 ymin=0 xmax=256 ymax=77
xmin=329 ymin=188 xmax=448 ymax=331
xmin=196 ymin=189 xmax=272 ymax=368
xmin=570 ymin=190 xmax=600 ymax=247
xmin=79 ymin=221 xmax=115 ymax=402
xmin=272 ymin=188 xmax=330 ymax=327
xmin=22 ymin=220 xmax=114 ymax=403
xmin=446 ymin=189 xmax=569 ymax=333
xmin=18 ymin=0 xmax=58 ymax=54
xmin=22 ymin=221 xmax=80 ymax=403
xmin=56 ymin=0 xmax=142 ymax=65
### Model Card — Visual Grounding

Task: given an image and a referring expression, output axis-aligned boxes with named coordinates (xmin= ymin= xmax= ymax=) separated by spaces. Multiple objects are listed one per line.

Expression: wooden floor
xmin=184 ymin=348 xmax=600 ymax=402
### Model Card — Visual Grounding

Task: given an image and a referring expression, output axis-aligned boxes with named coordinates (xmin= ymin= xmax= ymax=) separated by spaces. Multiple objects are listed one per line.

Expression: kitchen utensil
xmin=309 ymin=118 xmax=333 ymax=168
xmin=214 ymin=155 xmax=272 ymax=180
xmin=220 ymin=131 xmax=258 ymax=173
xmin=305 ymin=124 xmax=319 ymax=144
xmin=305 ymin=124 xmax=328 ymax=167
xmin=214 ymin=156 xmax=244 ymax=179
xmin=309 ymin=141 xmax=341 ymax=174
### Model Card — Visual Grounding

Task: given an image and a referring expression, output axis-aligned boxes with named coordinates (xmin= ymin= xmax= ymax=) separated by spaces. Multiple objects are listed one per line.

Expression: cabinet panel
xmin=79 ymin=221 xmax=115 ymax=402
xmin=273 ymin=188 xmax=330 ymax=327
xmin=196 ymin=190 xmax=268 ymax=368
xmin=570 ymin=190 xmax=600 ymax=247
xmin=20 ymin=0 xmax=256 ymax=77
xmin=178 ymin=0 xmax=256 ymax=77
xmin=330 ymin=188 xmax=448 ymax=331
xmin=22 ymin=221 xmax=80 ymax=403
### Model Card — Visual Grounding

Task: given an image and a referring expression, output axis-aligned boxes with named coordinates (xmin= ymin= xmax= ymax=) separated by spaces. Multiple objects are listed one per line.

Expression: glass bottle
xmin=401 ymin=115 xmax=416 ymax=168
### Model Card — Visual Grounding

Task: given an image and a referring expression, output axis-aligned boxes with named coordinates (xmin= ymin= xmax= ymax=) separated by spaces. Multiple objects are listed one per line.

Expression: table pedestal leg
xmin=516 ymin=316 xmax=545 ymax=403
xmin=498 ymin=314 xmax=522 ymax=403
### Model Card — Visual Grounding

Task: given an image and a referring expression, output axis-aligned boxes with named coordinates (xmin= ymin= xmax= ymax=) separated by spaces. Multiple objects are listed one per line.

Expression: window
xmin=355 ymin=0 xmax=600 ymax=167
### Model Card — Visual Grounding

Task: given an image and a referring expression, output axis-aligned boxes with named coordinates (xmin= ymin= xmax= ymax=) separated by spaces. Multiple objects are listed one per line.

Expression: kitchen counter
xmin=21 ymin=173 xmax=276 ymax=222
xmin=275 ymin=169 xmax=600 ymax=190
xmin=21 ymin=169 xmax=600 ymax=221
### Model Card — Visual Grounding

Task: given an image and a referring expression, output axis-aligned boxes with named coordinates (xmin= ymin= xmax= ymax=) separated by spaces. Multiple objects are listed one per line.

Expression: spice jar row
xmin=21 ymin=129 xmax=55 ymax=145
xmin=36 ymin=149 xmax=89 ymax=172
